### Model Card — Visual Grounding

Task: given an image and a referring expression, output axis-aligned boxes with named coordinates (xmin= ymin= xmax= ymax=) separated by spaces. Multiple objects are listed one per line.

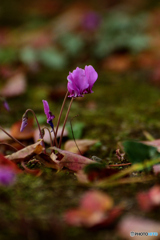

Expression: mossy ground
xmin=1 ymin=69 xmax=160 ymax=239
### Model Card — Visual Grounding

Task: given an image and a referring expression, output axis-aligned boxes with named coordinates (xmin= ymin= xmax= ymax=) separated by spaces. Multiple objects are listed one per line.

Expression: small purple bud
xmin=0 ymin=167 xmax=16 ymax=186
xmin=3 ymin=100 xmax=10 ymax=111
xmin=20 ymin=114 xmax=28 ymax=132
xmin=42 ymin=100 xmax=55 ymax=130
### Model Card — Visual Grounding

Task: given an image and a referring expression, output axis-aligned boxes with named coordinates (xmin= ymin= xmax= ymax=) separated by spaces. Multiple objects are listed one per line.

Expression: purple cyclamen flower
xmin=42 ymin=100 xmax=55 ymax=129
xmin=20 ymin=114 xmax=28 ymax=132
xmin=67 ymin=65 xmax=98 ymax=98
xmin=0 ymin=167 xmax=16 ymax=186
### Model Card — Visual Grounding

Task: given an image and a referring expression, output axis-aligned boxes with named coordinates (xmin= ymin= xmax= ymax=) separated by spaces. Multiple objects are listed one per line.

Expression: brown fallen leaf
xmin=64 ymin=190 xmax=122 ymax=228
xmin=137 ymin=185 xmax=160 ymax=211
xmin=117 ymin=215 xmax=160 ymax=240
xmin=0 ymin=72 xmax=27 ymax=97
xmin=5 ymin=140 xmax=43 ymax=163
xmin=64 ymin=139 xmax=98 ymax=154
xmin=11 ymin=119 xmax=34 ymax=140
xmin=50 ymin=146 xmax=95 ymax=172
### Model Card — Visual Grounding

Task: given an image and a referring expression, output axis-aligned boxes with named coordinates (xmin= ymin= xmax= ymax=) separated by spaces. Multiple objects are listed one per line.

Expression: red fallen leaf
xmin=5 ymin=140 xmax=43 ymax=163
xmin=87 ymin=167 xmax=120 ymax=182
xmin=117 ymin=215 xmax=160 ymax=240
xmin=0 ymin=72 xmax=27 ymax=97
xmin=64 ymin=139 xmax=98 ymax=155
xmin=137 ymin=185 xmax=160 ymax=211
xmin=50 ymin=147 xmax=95 ymax=172
xmin=0 ymin=153 xmax=21 ymax=173
xmin=64 ymin=190 xmax=122 ymax=228
xmin=76 ymin=164 xmax=120 ymax=184
xmin=11 ymin=118 xmax=34 ymax=140
xmin=80 ymin=190 xmax=113 ymax=212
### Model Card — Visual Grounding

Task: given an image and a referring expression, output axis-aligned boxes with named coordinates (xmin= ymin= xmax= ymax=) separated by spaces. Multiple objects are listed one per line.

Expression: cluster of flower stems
xmin=0 ymin=90 xmax=73 ymax=153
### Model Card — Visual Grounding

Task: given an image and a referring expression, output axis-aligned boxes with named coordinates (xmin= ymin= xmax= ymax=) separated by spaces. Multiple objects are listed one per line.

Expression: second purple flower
xmin=42 ymin=100 xmax=55 ymax=130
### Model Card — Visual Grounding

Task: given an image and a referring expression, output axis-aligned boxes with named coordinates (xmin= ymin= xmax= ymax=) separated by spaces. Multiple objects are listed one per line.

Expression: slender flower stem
xmin=109 ymin=163 xmax=131 ymax=167
xmin=53 ymin=91 xmax=69 ymax=146
xmin=52 ymin=128 xmax=59 ymax=147
xmin=70 ymin=115 xmax=82 ymax=155
xmin=59 ymin=97 xmax=74 ymax=148
xmin=0 ymin=126 xmax=25 ymax=147
xmin=41 ymin=127 xmax=53 ymax=147
xmin=25 ymin=109 xmax=46 ymax=153
xmin=41 ymin=127 xmax=58 ymax=148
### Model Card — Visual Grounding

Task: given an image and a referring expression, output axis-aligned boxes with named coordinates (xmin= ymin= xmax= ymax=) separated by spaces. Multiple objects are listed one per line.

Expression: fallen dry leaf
xmin=64 ymin=190 xmax=122 ymax=228
xmin=6 ymin=140 xmax=43 ymax=163
xmin=50 ymin=146 xmax=95 ymax=172
xmin=0 ymin=72 xmax=27 ymax=97
xmin=117 ymin=215 xmax=160 ymax=240
xmin=0 ymin=153 xmax=21 ymax=173
xmin=64 ymin=139 xmax=98 ymax=154
xmin=137 ymin=185 xmax=160 ymax=211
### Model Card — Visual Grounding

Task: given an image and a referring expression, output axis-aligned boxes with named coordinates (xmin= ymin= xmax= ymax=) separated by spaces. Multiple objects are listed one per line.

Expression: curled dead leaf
xmin=50 ymin=146 xmax=95 ymax=172
xmin=64 ymin=139 xmax=98 ymax=154
xmin=5 ymin=140 xmax=43 ymax=163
